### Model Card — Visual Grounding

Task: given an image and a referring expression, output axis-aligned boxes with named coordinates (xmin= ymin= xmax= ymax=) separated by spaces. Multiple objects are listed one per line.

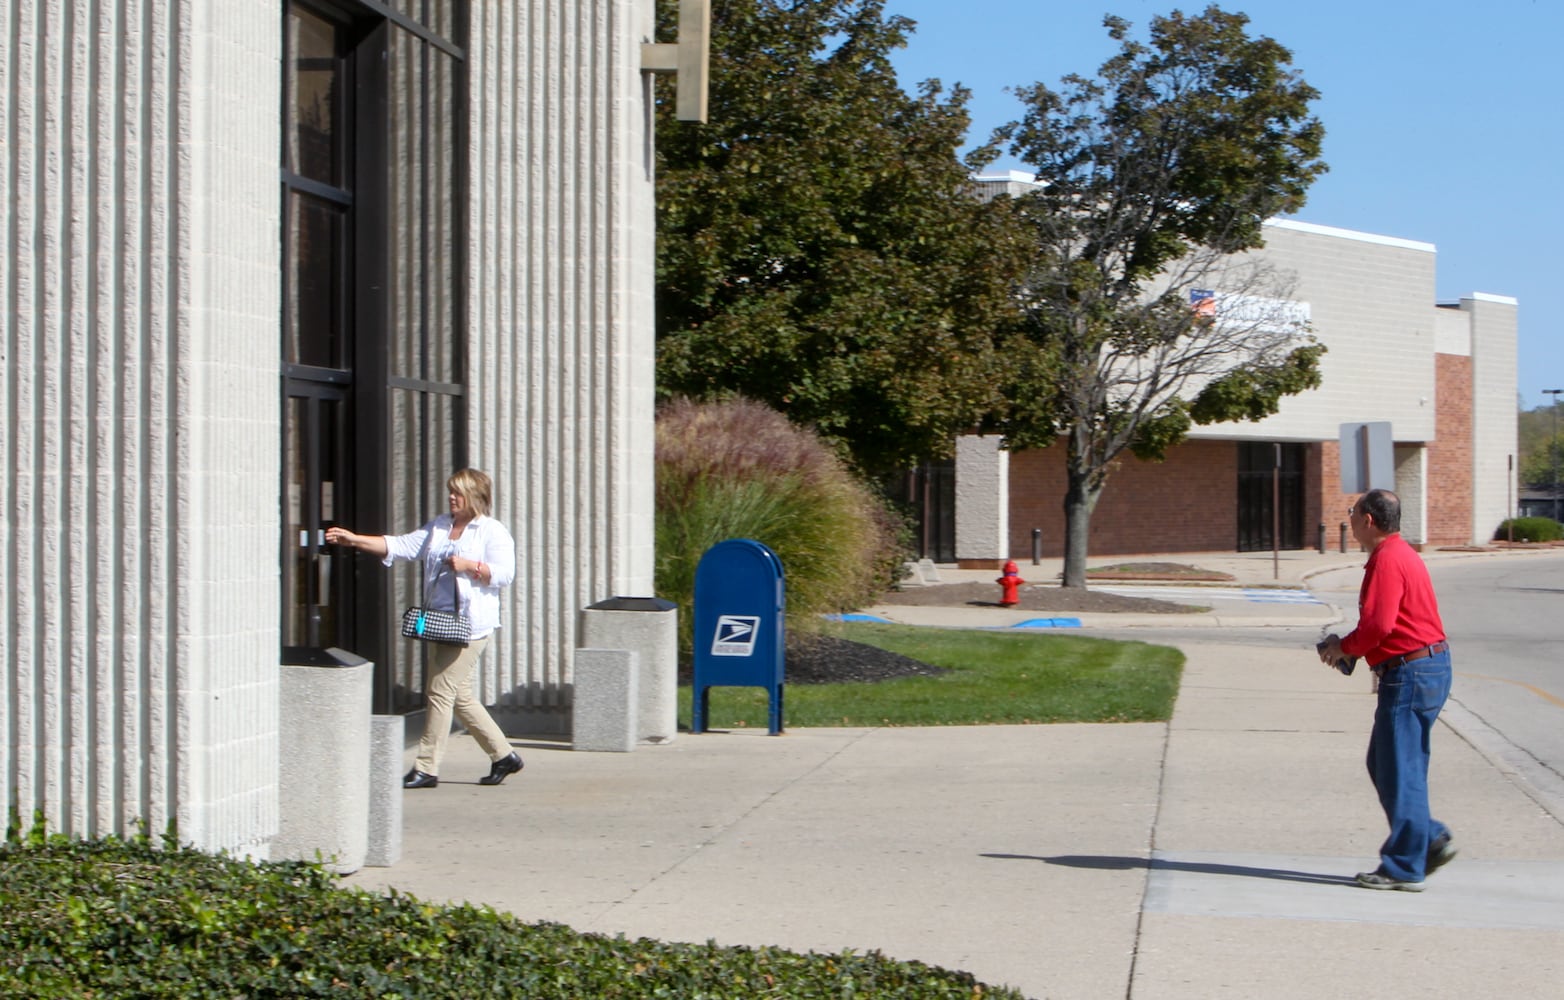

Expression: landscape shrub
xmin=1493 ymin=516 xmax=1564 ymax=543
xmin=0 ymin=821 xmax=1023 ymax=999
xmin=656 ymin=397 xmax=908 ymax=654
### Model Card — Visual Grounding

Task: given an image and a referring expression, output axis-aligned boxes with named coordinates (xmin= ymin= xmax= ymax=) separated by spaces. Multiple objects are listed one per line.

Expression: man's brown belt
xmin=1372 ymin=641 xmax=1449 ymax=672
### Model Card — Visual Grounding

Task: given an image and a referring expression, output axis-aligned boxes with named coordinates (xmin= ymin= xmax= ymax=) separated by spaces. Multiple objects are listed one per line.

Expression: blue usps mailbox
xmin=691 ymin=538 xmax=785 ymax=735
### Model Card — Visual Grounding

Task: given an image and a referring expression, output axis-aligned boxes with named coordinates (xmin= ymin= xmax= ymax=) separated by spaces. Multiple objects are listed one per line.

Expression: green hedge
xmin=1494 ymin=516 xmax=1564 ymax=542
xmin=0 ymin=824 xmax=1023 ymax=999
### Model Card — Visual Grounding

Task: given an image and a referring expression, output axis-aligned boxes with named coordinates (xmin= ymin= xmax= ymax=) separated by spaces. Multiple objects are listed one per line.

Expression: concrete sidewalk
xmin=346 ymin=547 xmax=1564 ymax=998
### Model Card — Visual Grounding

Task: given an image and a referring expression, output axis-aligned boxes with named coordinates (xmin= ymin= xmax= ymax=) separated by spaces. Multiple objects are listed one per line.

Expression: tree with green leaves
xmin=992 ymin=6 xmax=1329 ymax=587
xmin=652 ymin=0 xmax=1030 ymax=476
xmin=1519 ymin=399 xmax=1563 ymax=489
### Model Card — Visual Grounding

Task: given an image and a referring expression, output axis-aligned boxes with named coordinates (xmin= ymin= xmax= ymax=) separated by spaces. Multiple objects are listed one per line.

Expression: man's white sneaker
xmin=1356 ymin=868 xmax=1425 ymax=892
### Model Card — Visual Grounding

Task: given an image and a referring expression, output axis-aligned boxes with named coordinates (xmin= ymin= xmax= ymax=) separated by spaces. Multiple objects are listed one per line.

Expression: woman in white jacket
xmin=327 ymin=468 xmax=523 ymax=789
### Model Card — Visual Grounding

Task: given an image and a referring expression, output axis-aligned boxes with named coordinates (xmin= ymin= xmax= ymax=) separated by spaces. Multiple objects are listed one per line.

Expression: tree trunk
xmin=1060 ymin=466 xmax=1101 ymax=589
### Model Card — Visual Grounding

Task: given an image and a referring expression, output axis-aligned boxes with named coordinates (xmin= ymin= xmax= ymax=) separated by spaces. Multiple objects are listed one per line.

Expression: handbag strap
xmin=424 ymin=545 xmax=463 ymax=615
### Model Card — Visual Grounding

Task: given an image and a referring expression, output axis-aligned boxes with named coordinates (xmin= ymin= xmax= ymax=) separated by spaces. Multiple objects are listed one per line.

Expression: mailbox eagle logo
xmin=711 ymin=614 xmax=762 ymax=656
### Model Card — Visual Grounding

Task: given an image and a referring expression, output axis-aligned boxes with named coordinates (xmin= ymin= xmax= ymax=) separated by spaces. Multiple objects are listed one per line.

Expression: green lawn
xmin=681 ymin=622 xmax=1184 ymax=729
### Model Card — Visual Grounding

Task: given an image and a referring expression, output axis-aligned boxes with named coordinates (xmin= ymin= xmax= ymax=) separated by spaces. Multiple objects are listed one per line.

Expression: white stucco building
xmin=4 ymin=1 xmax=663 ymax=856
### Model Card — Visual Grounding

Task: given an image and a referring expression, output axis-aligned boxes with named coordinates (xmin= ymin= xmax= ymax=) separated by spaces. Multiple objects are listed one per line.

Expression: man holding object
xmin=1319 ymin=488 xmax=1457 ymax=891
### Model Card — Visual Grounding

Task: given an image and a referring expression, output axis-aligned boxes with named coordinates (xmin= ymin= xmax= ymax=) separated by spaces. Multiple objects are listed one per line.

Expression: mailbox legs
xmin=693 ymin=684 xmax=709 ymax=734
xmin=690 ymin=681 xmax=784 ymax=736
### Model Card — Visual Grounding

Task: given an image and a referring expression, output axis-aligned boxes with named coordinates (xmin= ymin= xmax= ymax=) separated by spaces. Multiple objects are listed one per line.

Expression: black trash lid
xmin=586 ymin=596 xmax=677 ymax=612
xmin=281 ymin=646 xmax=370 ymax=668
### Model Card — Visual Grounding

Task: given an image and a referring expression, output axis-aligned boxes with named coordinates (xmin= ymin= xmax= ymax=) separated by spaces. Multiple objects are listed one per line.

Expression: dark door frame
xmin=1237 ymin=441 xmax=1306 ymax=552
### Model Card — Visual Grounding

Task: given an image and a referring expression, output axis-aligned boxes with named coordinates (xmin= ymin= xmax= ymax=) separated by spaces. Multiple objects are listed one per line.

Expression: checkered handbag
xmin=399 ymin=566 xmax=472 ymax=646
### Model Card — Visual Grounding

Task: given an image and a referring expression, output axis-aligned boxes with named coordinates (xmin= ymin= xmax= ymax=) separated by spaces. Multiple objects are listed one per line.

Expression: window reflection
xmin=387 ymin=31 xmax=460 ymax=386
xmin=287 ymin=7 xmax=343 ymax=186
xmin=285 ymin=193 xmax=346 ymax=369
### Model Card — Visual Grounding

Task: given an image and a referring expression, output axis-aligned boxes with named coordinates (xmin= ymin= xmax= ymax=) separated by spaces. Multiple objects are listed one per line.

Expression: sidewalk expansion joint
xmin=1124 ymin=719 xmax=1174 ymax=1000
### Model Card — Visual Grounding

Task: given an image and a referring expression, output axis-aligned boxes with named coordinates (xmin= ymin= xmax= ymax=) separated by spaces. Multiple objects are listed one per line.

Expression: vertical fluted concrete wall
xmin=2 ymin=1 xmax=281 ymax=851
xmin=4 ymin=0 xmax=658 ymax=845
xmin=466 ymin=0 xmax=657 ymax=711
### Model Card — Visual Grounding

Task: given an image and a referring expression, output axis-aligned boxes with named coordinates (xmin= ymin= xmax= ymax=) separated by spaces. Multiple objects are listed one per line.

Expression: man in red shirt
xmin=1319 ymin=488 xmax=1456 ymax=891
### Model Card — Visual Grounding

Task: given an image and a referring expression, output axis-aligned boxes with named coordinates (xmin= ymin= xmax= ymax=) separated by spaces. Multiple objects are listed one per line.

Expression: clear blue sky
xmin=883 ymin=0 xmax=1563 ymax=411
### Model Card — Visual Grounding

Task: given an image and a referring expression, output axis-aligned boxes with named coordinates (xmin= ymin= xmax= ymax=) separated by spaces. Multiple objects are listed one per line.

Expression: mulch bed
xmin=784 ymin=631 xmax=953 ymax=685
xmin=678 ymin=631 xmax=950 ymax=686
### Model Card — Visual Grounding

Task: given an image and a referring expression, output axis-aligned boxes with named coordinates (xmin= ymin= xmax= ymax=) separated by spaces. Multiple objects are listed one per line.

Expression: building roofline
xmin=1265 ymin=217 xmax=1436 ymax=253
xmin=1464 ymin=291 xmax=1519 ymax=306
xmin=971 ymin=169 xmax=1044 ymax=187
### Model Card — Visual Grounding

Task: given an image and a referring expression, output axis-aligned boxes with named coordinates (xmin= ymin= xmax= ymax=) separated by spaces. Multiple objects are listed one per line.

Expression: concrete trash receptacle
xmin=572 ymin=648 xmax=639 ymax=752
xmin=276 ymin=648 xmax=371 ymax=873
xmin=579 ymin=597 xmax=678 ymax=744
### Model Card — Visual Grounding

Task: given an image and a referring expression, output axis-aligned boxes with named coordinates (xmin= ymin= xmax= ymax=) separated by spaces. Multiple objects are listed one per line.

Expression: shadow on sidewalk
xmin=983 ymin=853 xmax=1354 ymax=887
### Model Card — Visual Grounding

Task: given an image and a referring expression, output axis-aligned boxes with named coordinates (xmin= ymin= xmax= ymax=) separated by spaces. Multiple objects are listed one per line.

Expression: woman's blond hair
xmin=447 ymin=468 xmax=493 ymax=517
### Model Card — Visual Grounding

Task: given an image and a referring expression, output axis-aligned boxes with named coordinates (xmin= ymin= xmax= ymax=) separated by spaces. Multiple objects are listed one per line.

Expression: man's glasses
xmin=1346 ymin=506 xmax=1357 ymax=519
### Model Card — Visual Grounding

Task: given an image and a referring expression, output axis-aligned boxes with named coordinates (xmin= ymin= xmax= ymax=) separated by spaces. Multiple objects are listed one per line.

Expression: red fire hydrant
xmin=996 ymin=559 xmax=1025 ymax=607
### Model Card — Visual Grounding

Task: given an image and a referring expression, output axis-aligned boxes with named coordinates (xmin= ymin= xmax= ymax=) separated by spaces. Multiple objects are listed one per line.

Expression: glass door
xmin=282 ymin=4 xmax=356 ymax=661
xmin=1237 ymin=442 xmax=1305 ymax=552
xmin=278 ymin=1 xmax=468 ymax=702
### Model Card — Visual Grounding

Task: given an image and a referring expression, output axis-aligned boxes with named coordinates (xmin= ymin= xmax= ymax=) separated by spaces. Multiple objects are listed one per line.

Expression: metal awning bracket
xmin=641 ymin=0 xmax=710 ymax=122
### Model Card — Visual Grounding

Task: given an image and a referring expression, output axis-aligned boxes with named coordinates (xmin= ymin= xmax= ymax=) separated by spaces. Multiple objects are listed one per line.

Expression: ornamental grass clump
xmin=656 ymin=397 xmax=906 ymax=654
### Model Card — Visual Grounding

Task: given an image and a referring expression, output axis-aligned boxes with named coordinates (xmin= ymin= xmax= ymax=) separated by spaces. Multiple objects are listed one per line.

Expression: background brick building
xmin=953 ymin=218 xmax=1517 ymax=564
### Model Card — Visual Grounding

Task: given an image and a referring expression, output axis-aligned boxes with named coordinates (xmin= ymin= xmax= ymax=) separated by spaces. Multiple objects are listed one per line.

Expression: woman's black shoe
xmin=479 ymin=751 xmax=524 ymax=786
xmin=403 ymin=769 xmax=439 ymax=789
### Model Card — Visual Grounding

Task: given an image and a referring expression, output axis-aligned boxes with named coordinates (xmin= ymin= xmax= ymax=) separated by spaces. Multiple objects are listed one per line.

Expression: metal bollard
xmin=1339 ymin=522 xmax=1348 ymax=553
xmin=1031 ymin=527 xmax=1042 ymax=565
xmin=1317 ymin=521 xmax=1326 ymax=554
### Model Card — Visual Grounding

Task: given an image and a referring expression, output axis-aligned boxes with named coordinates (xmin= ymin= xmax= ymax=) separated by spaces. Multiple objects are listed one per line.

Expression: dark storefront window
xmin=901 ymin=461 xmax=956 ymax=564
xmin=282 ymin=4 xmax=355 ymax=661
xmin=281 ymin=1 xmax=467 ymax=713
xmin=1237 ymin=442 xmax=1305 ymax=552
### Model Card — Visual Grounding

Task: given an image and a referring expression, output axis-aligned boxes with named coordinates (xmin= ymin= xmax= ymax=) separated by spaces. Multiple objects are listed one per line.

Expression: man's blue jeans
xmin=1366 ymin=648 xmax=1452 ymax=881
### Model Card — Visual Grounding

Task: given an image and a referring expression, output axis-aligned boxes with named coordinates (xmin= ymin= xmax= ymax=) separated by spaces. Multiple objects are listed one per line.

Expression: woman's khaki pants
xmin=413 ymin=636 xmax=511 ymax=775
